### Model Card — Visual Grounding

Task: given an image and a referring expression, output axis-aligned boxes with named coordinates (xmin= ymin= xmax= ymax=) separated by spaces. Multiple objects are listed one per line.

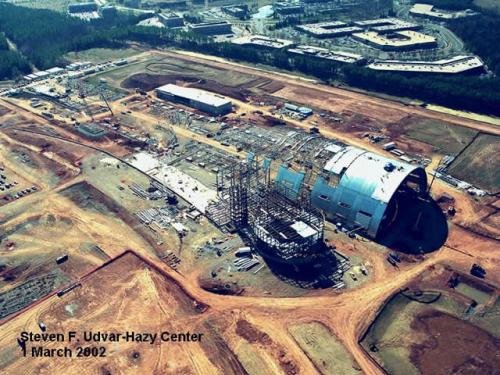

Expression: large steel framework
xmin=206 ymin=157 xmax=326 ymax=264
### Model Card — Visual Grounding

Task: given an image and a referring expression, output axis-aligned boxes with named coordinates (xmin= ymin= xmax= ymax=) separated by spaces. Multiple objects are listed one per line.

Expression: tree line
xmin=0 ymin=33 xmax=9 ymax=50
xmin=448 ymin=14 xmax=500 ymax=75
xmin=0 ymin=51 xmax=31 ymax=80
xmin=119 ymin=26 xmax=500 ymax=115
xmin=423 ymin=0 xmax=500 ymax=75
xmin=420 ymin=0 xmax=474 ymax=11
xmin=0 ymin=3 xmax=499 ymax=115
xmin=0 ymin=3 xmax=142 ymax=72
xmin=0 ymin=31 xmax=31 ymax=80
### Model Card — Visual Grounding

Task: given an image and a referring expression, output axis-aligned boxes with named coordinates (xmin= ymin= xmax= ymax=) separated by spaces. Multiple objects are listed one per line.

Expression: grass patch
xmin=405 ymin=118 xmax=477 ymax=155
xmin=64 ymin=47 xmax=140 ymax=64
xmin=447 ymin=133 xmax=500 ymax=192
xmin=289 ymin=322 xmax=360 ymax=375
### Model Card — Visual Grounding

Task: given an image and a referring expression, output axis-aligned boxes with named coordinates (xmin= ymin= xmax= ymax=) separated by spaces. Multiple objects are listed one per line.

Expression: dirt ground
xmin=121 ymin=73 xmax=257 ymax=102
xmin=396 ymin=116 xmax=478 ymax=155
xmin=274 ymin=85 xmax=408 ymax=123
xmin=289 ymin=322 xmax=361 ymax=375
xmin=360 ymin=262 xmax=499 ymax=375
xmin=0 ymin=252 xmax=217 ymax=375
xmin=0 ymin=50 xmax=499 ymax=375
xmin=144 ymin=51 xmax=500 ymax=192
xmin=410 ymin=309 xmax=500 ymax=375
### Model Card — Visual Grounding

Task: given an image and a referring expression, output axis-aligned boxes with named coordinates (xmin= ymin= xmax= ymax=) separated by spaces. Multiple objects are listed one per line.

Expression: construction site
xmin=205 ymin=154 xmax=341 ymax=287
xmin=0 ymin=46 xmax=499 ymax=375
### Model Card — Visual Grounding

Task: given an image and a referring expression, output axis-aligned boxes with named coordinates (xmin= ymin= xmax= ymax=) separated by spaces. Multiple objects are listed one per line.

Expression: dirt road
xmin=1 ymin=61 xmax=499 ymax=375
xmin=155 ymin=50 xmax=500 ymax=136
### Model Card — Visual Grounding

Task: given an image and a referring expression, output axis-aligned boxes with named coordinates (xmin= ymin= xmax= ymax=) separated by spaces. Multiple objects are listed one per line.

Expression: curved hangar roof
xmin=311 ymin=146 xmax=427 ymax=238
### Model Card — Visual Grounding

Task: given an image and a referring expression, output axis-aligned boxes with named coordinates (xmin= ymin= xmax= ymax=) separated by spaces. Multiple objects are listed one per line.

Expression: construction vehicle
xmin=471 ymin=263 xmax=486 ymax=278
xmin=387 ymin=256 xmax=398 ymax=267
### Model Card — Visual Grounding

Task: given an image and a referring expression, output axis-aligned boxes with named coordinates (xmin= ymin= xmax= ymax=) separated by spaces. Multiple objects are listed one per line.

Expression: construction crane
xmin=100 ymin=92 xmax=114 ymax=117
xmin=427 ymin=156 xmax=444 ymax=195
xmin=97 ymin=82 xmax=114 ymax=117
xmin=76 ymin=81 xmax=94 ymax=122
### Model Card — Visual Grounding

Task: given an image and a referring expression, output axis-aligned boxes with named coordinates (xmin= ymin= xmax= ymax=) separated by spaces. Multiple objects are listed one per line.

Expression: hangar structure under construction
xmin=312 ymin=146 xmax=428 ymax=238
xmin=207 ymin=154 xmax=327 ymax=269
xmin=206 ymin=145 xmax=430 ymax=262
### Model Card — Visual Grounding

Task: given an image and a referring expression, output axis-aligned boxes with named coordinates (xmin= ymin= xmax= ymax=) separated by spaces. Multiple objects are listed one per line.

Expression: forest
xmin=422 ymin=0 xmax=474 ymax=11
xmin=0 ymin=32 xmax=31 ymax=80
xmin=0 ymin=3 xmax=139 ymax=71
xmin=0 ymin=3 xmax=499 ymax=115
xmin=0 ymin=33 xmax=9 ymax=51
xmin=448 ymin=14 xmax=500 ymax=75
xmin=419 ymin=1 xmax=500 ymax=75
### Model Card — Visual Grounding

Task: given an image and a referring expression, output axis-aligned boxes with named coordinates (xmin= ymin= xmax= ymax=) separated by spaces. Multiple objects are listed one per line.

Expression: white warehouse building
xmin=311 ymin=146 xmax=428 ymax=238
xmin=155 ymin=84 xmax=233 ymax=116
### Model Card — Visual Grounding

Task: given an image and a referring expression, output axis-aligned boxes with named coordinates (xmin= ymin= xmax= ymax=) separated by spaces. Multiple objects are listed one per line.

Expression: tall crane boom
xmin=100 ymin=92 xmax=114 ymax=117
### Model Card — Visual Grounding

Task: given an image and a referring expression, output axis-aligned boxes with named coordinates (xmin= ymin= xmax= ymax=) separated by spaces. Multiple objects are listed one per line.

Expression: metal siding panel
xmin=368 ymin=202 xmax=387 ymax=237
xmin=355 ymin=211 xmax=372 ymax=229
xmin=311 ymin=177 xmax=336 ymax=214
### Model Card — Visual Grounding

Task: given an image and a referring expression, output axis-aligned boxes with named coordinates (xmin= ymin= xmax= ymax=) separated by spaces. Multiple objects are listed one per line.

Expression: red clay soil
xmin=235 ymin=319 xmax=299 ymax=374
xmin=236 ymin=319 xmax=272 ymax=345
xmin=201 ymin=321 xmax=250 ymax=375
xmin=277 ymin=349 xmax=300 ymax=375
xmin=5 ymin=128 xmax=86 ymax=165
xmin=199 ymin=279 xmax=245 ymax=296
xmin=410 ymin=309 xmax=500 ymax=375
xmin=258 ymin=80 xmax=285 ymax=94
xmin=60 ymin=181 xmax=170 ymax=259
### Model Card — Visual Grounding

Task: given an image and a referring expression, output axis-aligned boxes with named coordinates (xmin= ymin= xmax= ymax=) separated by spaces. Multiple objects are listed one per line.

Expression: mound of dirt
xmin=121 ymin=73 xmax=200 ymax=91
xmin=199 ymin=279 xmax=244 ymax=295
xmin=277 ymin=349 xmax=300 ymax=375
xmin=402 ymin=290 xmax=441 ymax=304
xmin=0 ymin=105 xmax=11 ymax=116
xmin=121 ymin=73 xmax=251 ymax=102
xmin=236 ymin=319 xmax=272 ymax=345
xmin=410 ymin=309 xmax=500 ymax=375
xmin=235 ymin=320 xmax=299 ymax=374
xmin=259 ymin=80 xmax=285 ymax=94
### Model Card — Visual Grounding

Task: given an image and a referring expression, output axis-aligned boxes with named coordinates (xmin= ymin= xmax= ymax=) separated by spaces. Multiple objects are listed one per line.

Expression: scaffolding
xmin=206 ymin=156 xmax=325 ymax=264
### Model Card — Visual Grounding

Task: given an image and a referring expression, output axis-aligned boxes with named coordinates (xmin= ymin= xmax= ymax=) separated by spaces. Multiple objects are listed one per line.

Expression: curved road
xmin=156 ymin=49 xmax=500 ymax=135
xmin=1 ymin=71 xmax=499 ymax=374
